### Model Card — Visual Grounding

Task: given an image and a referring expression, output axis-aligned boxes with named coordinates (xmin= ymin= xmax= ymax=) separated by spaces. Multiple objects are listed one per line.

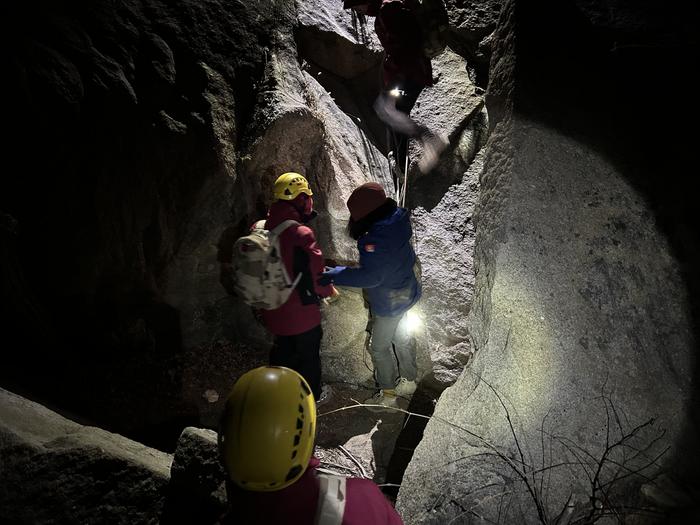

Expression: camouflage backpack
xmin=231 ymin=219 xmax=301 ymax=309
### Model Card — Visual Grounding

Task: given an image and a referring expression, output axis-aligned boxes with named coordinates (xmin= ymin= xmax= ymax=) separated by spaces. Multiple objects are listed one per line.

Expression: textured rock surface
xmin=444 ymin=0 xmax=503 ymax=79
xmin=0 ymin=388 xmax=172 ymax=525
xmin=397 ymin=0 xmax=699 ymax=522
xmin=399 ymin=122 xmax=693 ymax=523
xmin=2 ymin=0 xmax=296 ymax=446
xmin=407 ymin=47 xmax=485 ymax=210
xmin=162 ymin=427 xmax=227 ymax=524
xmin=412 ymin=148 xmax=484 ymax=390
xmin=297 ymin=0 xmax=382 ymax=79
xmin=319 ymin=288 xmax=374 ymax=385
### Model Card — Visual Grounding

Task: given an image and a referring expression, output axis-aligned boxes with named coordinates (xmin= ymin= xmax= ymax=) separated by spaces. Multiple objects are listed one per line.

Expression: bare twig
xmin=553 ymin=494 xmax=575 ymax=525
xmin=472 ymin=372 xmax=548 ymax=524
xmin=338 ymin=445 xmax=368 ymax=479
xmin=446 ymin=495 xmax=506 ymax=525
xmin=540 ymin=408 xmax=552 ymax=508
xmin=318 ymin=462 xmax=357 ymax=474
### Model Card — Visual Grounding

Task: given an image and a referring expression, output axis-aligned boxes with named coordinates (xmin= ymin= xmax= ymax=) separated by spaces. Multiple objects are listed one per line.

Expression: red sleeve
xmin=296 ymin=225 xmax=334 ymax=298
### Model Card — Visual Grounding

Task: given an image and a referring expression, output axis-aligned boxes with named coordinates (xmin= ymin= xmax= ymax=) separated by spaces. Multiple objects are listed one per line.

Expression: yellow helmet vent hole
xmin=285 ymin=465 xmax=303 ymax=482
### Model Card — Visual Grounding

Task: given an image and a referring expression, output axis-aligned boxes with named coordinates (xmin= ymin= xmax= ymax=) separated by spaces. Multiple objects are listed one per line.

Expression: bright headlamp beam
xmin=405 ymin=309 xmax=423 ymax=334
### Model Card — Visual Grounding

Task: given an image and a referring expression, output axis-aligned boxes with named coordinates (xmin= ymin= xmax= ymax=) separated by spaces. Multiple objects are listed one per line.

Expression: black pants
xmin=269 ymin=325 xmax=323 ymax=399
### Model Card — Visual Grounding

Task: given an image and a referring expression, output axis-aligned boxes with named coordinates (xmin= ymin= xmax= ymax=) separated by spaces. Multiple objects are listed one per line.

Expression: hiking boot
xmin=394 ymin=377 xmax=417 ymax=397
xmin=316 ymin=384 xmax=333 ymax=407
xmin=363 ymin=389 xmax=398 ymax=410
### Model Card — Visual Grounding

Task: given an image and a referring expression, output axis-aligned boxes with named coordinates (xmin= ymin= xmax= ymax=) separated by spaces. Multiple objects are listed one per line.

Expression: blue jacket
xmin=332 ymin=207 xmax=420 ymax=317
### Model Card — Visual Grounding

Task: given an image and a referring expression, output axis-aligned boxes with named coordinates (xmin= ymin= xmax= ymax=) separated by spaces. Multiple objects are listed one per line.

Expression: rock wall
xmin=0 ymin=388 xmax=172 ymax=524
xmin=444 ymin=0 xmax=503 ymax=85
xmin=412 ymin=146 xmax=484 ymax=390
xmin=1 ymin=0 xmax=298 ymax=445
xmin=397 ymin=1 xmax=700 ymax=523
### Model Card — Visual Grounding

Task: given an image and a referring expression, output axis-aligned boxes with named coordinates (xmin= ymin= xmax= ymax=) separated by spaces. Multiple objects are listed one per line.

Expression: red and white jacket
xmin=260 ymin=199 xmax=333 ymax=336
xmin=223 ymin=457 xmax=404 ymax=525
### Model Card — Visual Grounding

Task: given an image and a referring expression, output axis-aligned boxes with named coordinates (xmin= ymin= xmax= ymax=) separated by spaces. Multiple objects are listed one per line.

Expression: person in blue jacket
xmin=319 ymin=182 xmax=421 ymax=408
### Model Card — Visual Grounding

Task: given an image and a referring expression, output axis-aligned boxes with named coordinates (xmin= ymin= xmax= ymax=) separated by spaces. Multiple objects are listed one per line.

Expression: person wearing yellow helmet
xmin=219 ymin=366 xmax=317 ymax=493
xmin=218 ymin=366 xmax=404 ymax=525
xmin=217 ymin=172 xmax=335 ymax=404
xmin=272 ymin=172 xmax=314 ymax=202
xmin=258 ymin=173 xmax=334 ymax=404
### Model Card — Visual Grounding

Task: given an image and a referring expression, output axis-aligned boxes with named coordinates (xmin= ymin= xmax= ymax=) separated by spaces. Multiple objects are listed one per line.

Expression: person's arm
xmin=323 ymin=241 xmax=385 ymax=289
xmin=297 ymin=225 xmax=334 ymax=298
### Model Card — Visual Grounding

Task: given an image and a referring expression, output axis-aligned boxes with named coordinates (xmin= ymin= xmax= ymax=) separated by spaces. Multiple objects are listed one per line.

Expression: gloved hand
xmin=318 ymin=266 xmax=346 ymax=287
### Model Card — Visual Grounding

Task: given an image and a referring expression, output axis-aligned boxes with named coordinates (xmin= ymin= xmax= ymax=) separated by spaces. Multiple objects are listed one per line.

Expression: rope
xmin=388 ymin=129 xmax=410 ymax=208
xmin=401 ymin=138 xmax=409 ymax=208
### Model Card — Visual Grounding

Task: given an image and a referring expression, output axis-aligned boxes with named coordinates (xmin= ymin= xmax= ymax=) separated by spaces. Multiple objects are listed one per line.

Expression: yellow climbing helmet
xmin=218 ymin=366 xmax=317 ymax=492
xmin=273 ymin=172 xmax=313 ymax=201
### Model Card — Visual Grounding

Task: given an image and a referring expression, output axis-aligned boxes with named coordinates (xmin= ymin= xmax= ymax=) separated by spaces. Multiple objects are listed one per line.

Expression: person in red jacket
xmin=262 ymin=173 xmax=335 ymax=404
xmin=344 ymin=0 xmax=447 ymax=174
xmin=218 ymin=366 xmax=404 ymax=525
xmin=217 ymin=172 xmax=334 ymax=404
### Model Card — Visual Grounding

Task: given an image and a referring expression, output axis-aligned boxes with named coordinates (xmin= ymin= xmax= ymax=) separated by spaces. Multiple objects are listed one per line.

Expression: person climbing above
xmin=217 ymin=366 xmax=405 ymax=525
xmin=319 ymin=182 xmax=421 ymax=408
xmin=217 ymin=173 xmax=334 ymax=405
xmin=343 ymin=0 xmax=448 ymax=175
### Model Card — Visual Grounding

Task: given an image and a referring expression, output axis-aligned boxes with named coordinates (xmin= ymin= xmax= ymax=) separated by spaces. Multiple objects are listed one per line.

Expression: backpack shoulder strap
xmin=267 ymin=219 xmax=303 ymax=288
xmin=251 ymin=219 xmax=267 ymax=231
xmin=314 ymin=474 xmax=347 ymax=525
xmin=269 ymin=219 xmax=299 ymax=237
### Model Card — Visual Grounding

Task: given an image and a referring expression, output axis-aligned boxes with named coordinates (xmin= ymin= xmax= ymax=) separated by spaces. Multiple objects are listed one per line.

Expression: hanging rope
xmin=388 ymin=129 xmax=410 ymax=208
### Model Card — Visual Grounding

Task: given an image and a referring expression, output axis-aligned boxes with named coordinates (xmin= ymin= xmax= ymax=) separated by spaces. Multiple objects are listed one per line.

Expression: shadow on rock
xmin=379 ymin=385 xmax=437 ymax=502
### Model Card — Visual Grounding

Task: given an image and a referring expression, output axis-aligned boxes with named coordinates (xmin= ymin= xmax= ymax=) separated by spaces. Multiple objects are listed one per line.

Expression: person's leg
xmin=393 ymin=313 xmax=418 ymax=381
xmin=369 ymin=314 xmax=403 ymax=389
xmin=269 ymin=334 xmax=297 ymax=369
xmin=294 ymin=325 xmax=323 ymax=400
